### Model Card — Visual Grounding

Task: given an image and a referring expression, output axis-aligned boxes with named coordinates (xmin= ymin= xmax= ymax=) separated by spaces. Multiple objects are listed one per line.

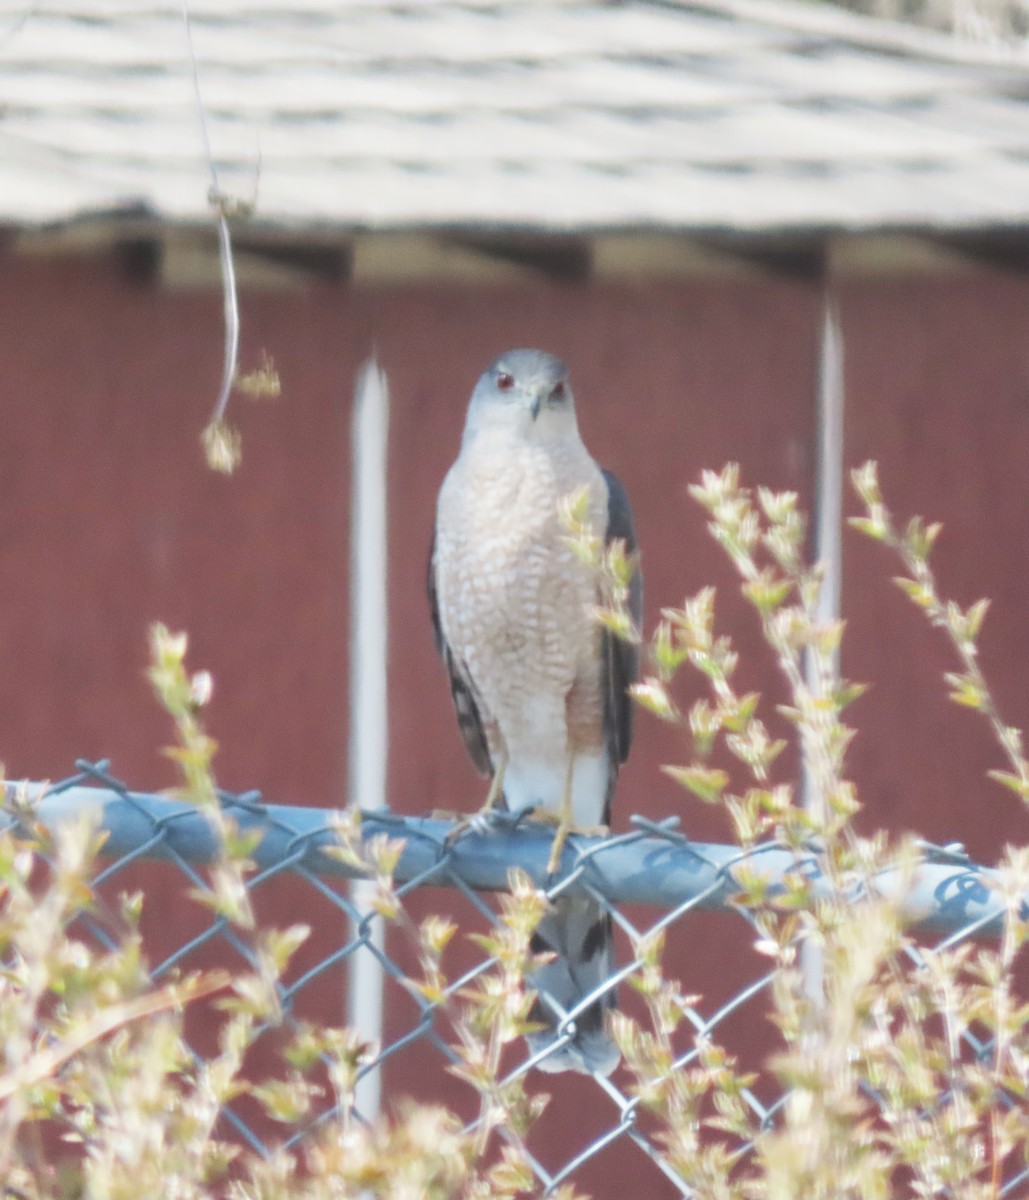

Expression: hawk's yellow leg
xmin=481 ymin=749 xmax=507 ymax=814
xmin=439 ymin=750 xmax=507 ymax=841
xmin=545 ymin=754 xmax=576 ymax=875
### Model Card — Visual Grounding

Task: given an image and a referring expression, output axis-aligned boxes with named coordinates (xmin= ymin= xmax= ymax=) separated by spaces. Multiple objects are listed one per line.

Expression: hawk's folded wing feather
xmin=428 ymin=531 xmax=493 ymax=776
xmin=600 ymin=468 xmax=642 ymax=783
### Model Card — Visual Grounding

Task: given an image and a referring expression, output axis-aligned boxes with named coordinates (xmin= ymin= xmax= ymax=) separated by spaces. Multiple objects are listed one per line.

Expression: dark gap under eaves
xmin=933 ymin=228 xmax=1029 ymax=275
xmin=445 ymin=233 xmax=592 ymax=282
xmin=694 ymin=232 xmax=827 ymax=280
xmin=235 ymin=240 xmax=352 ymax=284
xmin=115 ymin=238 xmax=162 ymax=285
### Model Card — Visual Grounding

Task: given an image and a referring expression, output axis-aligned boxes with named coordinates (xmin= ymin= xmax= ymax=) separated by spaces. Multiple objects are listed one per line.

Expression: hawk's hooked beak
xmin=529 ymin=386 xmax=547 ymax=421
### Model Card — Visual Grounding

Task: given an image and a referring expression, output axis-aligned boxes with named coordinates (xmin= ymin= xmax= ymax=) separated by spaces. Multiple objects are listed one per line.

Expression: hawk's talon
xmin=441 ymin=754 xmax=510 ymax=851
xmin=508 ymin=802 xmax=540 ymax=829
xmin=467 ymin=809 xmax=500 ymax=836
xmin=442 ymin=801 xmax=543 ymax=852
xmin=443 ymin=809 xmax=499 ymax=850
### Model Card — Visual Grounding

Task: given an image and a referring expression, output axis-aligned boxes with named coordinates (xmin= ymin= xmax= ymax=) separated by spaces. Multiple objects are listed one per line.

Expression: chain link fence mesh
xmin=2 ymin=759 xmax=1025 ymax=1197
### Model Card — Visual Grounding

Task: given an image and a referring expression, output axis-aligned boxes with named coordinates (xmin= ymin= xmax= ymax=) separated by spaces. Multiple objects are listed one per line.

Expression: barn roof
xmin=3 ymin=0 xmax=1029 ymax=235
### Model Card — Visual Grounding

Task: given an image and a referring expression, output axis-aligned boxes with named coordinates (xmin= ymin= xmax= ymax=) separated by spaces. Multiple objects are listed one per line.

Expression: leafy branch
xmin=851 ymin=460 xmax=1029 ymax=804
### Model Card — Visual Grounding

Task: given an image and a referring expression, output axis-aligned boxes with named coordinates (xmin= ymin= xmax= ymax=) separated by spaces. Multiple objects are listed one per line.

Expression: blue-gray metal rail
xmin=5 ymin=780 xmax=1017 ymax=939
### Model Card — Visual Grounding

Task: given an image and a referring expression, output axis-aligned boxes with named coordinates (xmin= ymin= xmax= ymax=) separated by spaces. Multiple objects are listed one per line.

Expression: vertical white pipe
xmin=802 ymin=294 xmax=844 ymax=1000
xmin=347 ymin=358 xmax=389 ymax=1121
xmin=811 ymin=296 xmax=844 ymax=663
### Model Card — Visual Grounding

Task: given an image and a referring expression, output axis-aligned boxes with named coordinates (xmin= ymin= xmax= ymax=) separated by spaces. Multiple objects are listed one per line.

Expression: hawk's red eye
xmin=496 ymin=372 xmax=515 ymax=391
xmin=551 ymin=381 xmax=567 ymax=400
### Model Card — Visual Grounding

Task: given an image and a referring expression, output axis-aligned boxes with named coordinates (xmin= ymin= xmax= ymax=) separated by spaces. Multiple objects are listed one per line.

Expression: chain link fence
xmin=2 ymin=759 xmax=1025 ymax=1197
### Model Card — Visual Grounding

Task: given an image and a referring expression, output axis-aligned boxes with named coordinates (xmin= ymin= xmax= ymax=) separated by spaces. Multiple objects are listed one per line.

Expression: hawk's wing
xmin=600 ymin=468 xmax=642 ymax=779
xmin=428 ymin=530 xmax=494 ymax=776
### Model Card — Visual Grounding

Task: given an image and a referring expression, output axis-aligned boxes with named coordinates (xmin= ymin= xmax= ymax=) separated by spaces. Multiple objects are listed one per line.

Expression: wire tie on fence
xmin=48 ymin=758 xmax=114 ymax=793
xmin=151 ymin=804 xmax=201 ymax=834
xmin=788 ymin=851 xmax=825 ymax=886
xmin=74 ymin=759 xmax=119 ymax=788
xmin=493 ymin=805 xmax=533 ymax=835
xmin=78 ymin=763 xmax=179 ymax=841
xmin=81 ymin=762 xmax=181 ymax=836
xmin=78 ymin=758 xmax=111 ymax=774
xmin=281 ymin=826 xmax=330 ymax=862
xmin=628 ymin=813 xmax=683 ymax=840
xmin=915 ymin=838 xmax=970 ymax=865
xmin=217 ymin=788 xmax=266 ymax=815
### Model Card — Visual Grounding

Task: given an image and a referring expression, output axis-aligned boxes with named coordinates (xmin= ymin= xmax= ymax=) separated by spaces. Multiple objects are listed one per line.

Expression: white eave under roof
xmin=2 ymin=0 xmax=1029 ymax=236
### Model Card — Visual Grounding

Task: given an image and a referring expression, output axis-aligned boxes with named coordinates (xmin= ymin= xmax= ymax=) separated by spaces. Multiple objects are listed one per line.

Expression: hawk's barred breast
xmin=435 ymin=426 xmax=610 ymax=823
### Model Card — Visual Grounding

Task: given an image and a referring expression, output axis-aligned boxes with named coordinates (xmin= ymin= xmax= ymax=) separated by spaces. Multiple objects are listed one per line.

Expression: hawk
xmin=429 ymin=348 xmax=642 ymax=1075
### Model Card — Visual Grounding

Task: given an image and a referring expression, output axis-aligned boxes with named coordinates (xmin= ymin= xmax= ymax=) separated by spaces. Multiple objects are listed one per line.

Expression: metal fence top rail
xmin=4 ymin=775 xmax=1017 ymax=938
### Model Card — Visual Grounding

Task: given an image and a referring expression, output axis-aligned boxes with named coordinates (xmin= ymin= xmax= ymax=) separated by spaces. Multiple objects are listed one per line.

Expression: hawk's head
xmin=465 ymin=349 xmax=576 ymax=439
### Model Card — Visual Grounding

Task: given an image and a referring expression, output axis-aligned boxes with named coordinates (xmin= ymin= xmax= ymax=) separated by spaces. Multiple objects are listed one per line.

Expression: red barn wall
xmin=1 ymin=246 xmax=1026 ymax=1195
xmin=840 ymin=270 xmax=1029 ymax=860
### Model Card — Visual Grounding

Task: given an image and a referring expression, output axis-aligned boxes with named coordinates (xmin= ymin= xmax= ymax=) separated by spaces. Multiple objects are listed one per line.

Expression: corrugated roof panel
xmin=2 ymin=0 xmax=1029 ymax=232
xmin=922 ymin=88 xmax=1029 ymax=140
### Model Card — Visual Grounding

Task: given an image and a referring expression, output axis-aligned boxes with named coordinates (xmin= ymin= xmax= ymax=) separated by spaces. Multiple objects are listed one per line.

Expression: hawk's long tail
xmin=525 ymin=893 xmax=619 ymax=1076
